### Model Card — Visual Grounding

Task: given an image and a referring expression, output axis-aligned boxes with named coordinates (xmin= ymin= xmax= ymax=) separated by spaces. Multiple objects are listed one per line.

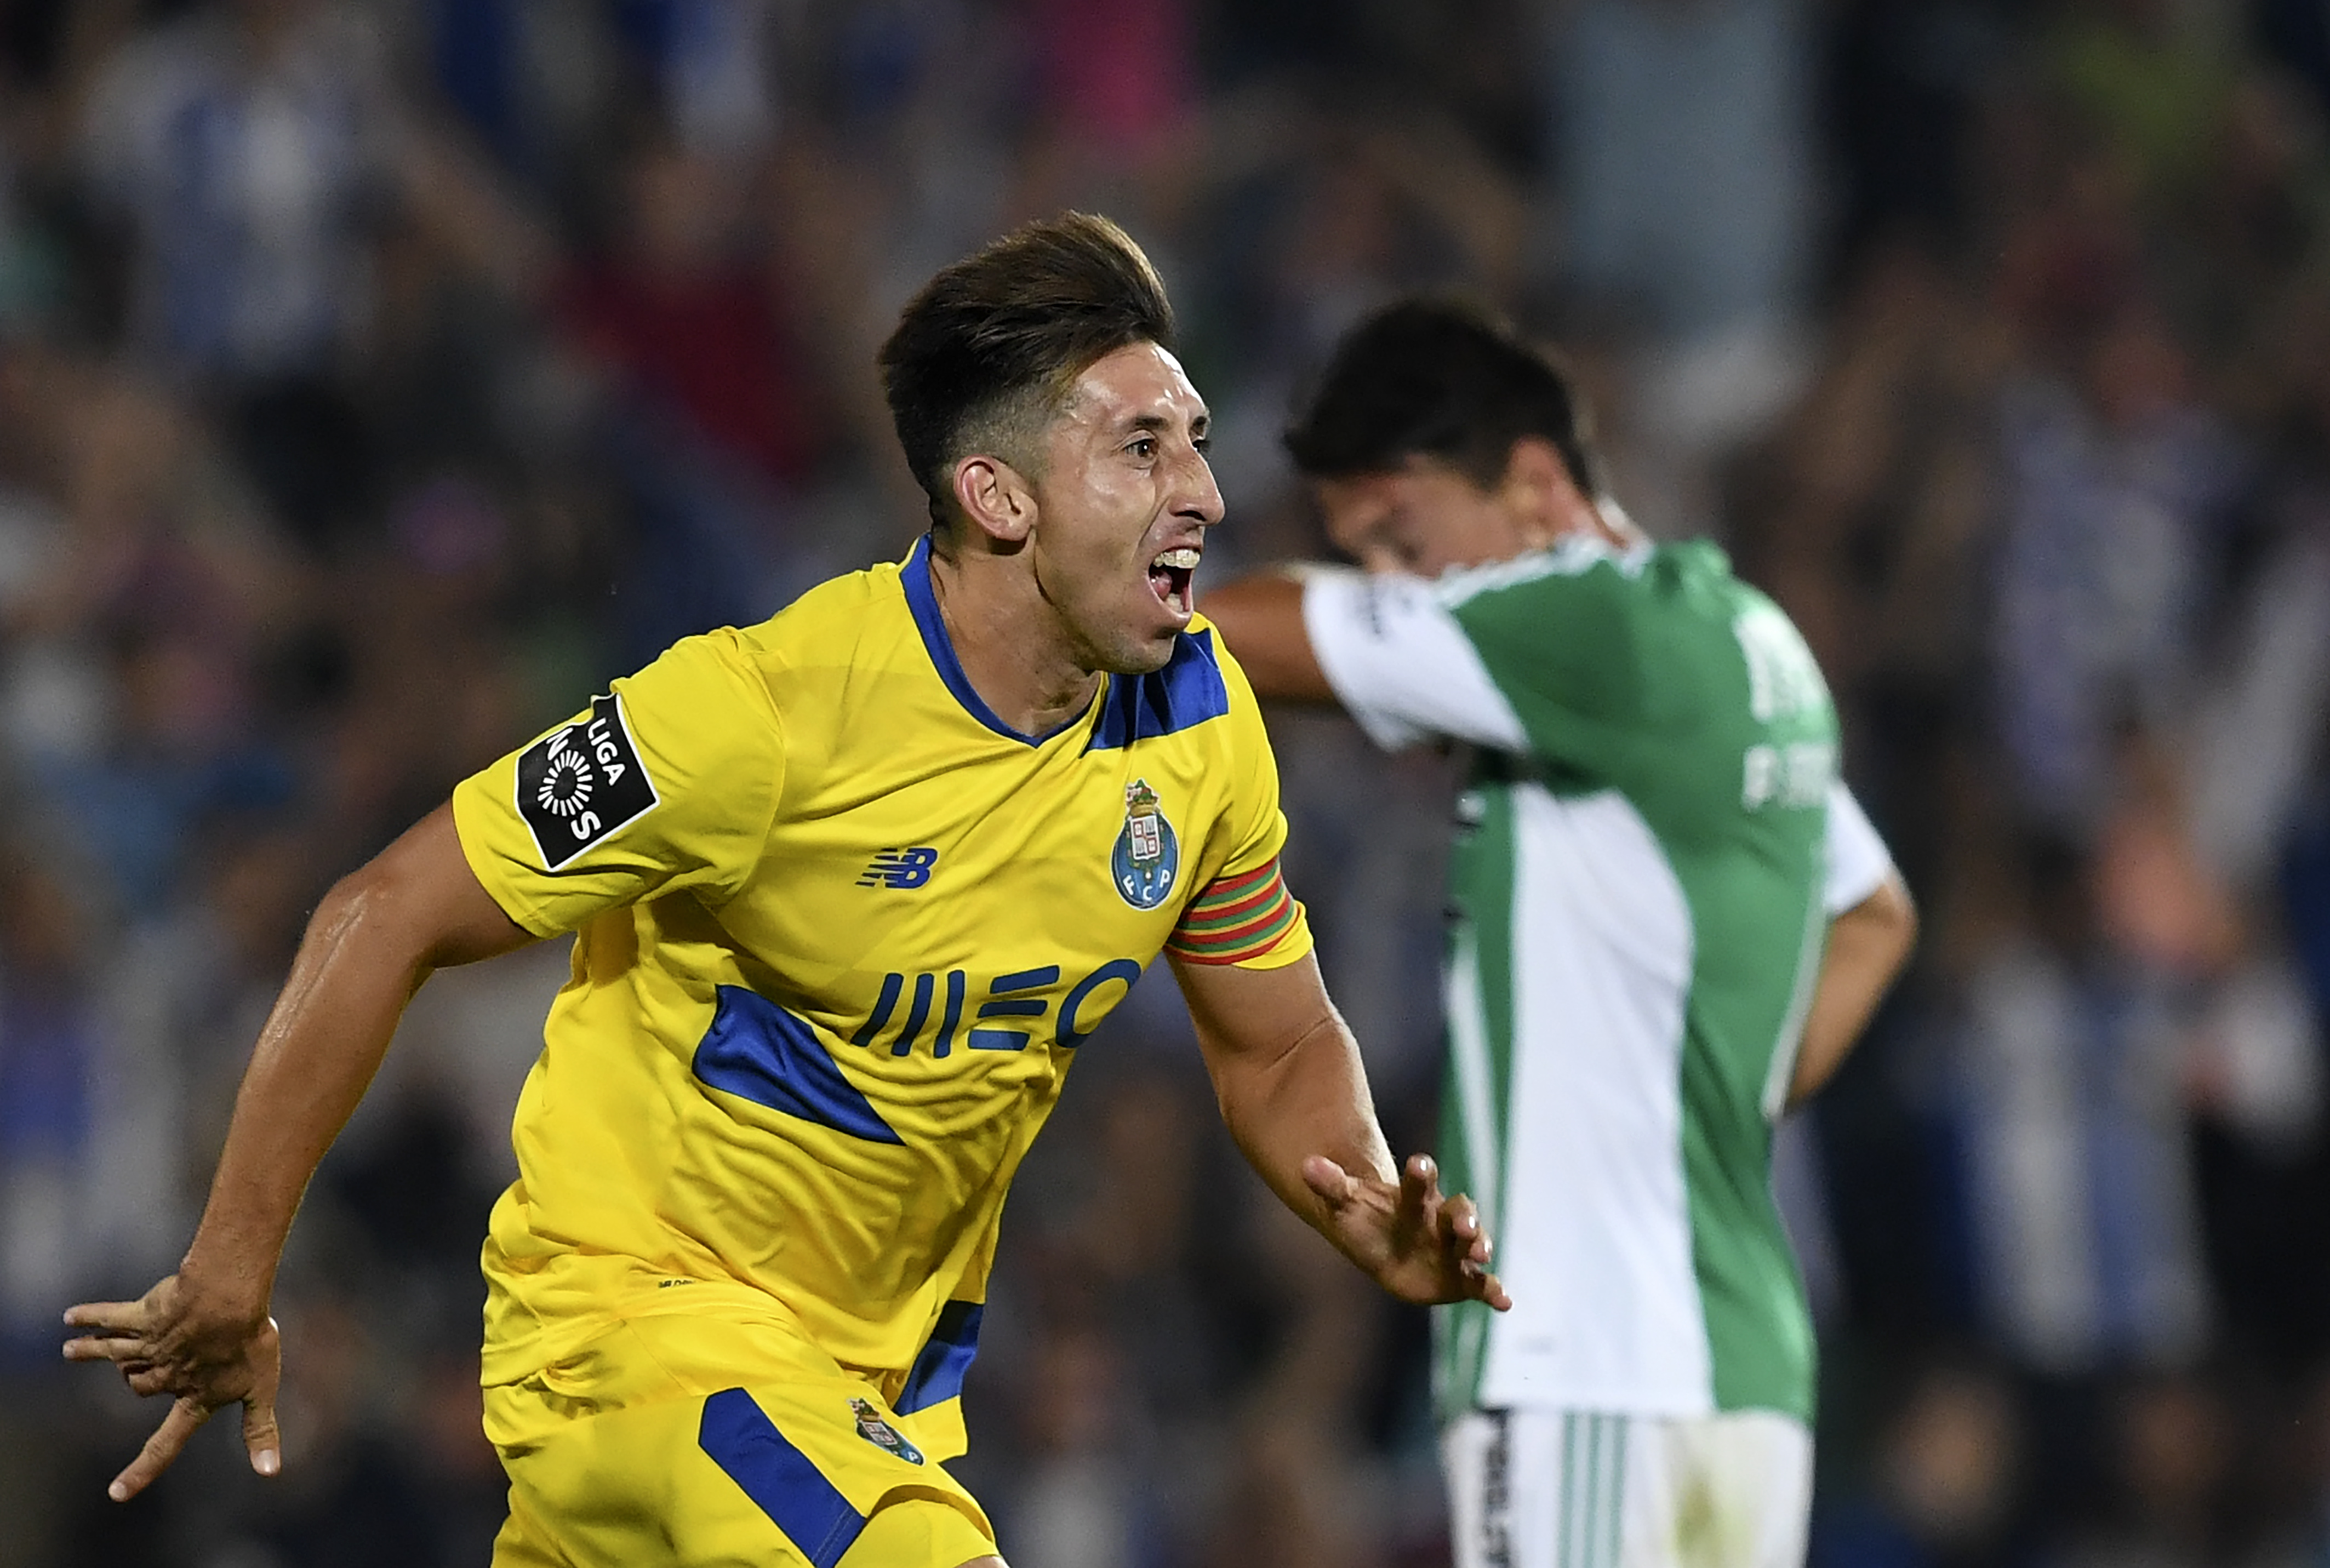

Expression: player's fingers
xmin=242 ymin=1404 xmax=283 ymax=1477
xmin=1440 ymin=1192 xmax=1493 ymax=1263
xmin=62 ymin=1300 xmax=149 ymax=1337
xmin=1301 ymin=1155 xmax=1357 ymax=1208
xmin=109 ymin=1397 xmax=210 ymax=1503
xmin=66 ymin=1326 xmax=168 ymax=1366
xmin=1395 ymin=1153 xmax=1439 ymax=1231
xmin=124 ymin=1365 xmax=180 ymax=1398
xmin=242 ymin=1319 xmax=283 ymax=1478
xmin=64 ymin=1334 xmax=147 ymax=1364
xmin=1469 ymin=1264 xmax=1514 ymax=1312
xmin=1441 ymin=1189 xmax=1480 ymax=1238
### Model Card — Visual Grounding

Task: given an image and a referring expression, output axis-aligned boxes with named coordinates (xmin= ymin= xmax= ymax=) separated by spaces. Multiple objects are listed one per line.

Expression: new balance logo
xmin=858 ymin=847 xmax=939 ymax=889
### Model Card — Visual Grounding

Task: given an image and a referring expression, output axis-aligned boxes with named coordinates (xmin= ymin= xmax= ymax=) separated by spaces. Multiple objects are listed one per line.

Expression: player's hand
xmin=1302 ymin=1151 xmax=1512 ymax=1311
xmin=61 ymin=1273 xmax=283 ymax=1501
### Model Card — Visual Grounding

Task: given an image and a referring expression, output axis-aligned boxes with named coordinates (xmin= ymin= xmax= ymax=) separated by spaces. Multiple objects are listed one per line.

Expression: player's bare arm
xmin=1787 ymin=870 xmax=1917 ymax=1109
xmin=1170 ymin=949 xmax=1510 ymax=1311
xmin=1197 ymin=573 xmax=1334 ymax=701
xmin=62 ymin=804 xmax=532 ymax=1502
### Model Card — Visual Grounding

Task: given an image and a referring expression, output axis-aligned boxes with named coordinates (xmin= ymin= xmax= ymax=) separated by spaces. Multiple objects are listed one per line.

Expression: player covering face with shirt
xmin=63 ymin=216 xmax=1507 ymax=1568
xmin=1203 ymin=301 xmax=1916 ymax=1568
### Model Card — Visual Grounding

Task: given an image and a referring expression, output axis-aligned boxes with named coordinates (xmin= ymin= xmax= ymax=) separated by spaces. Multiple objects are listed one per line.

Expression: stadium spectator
xmin=78 ymin=0 xmax=396 ymax=386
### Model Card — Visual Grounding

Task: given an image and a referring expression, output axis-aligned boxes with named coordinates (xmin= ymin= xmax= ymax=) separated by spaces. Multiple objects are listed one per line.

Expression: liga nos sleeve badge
xmin=517 ymin=694 xmax=660 ymax=868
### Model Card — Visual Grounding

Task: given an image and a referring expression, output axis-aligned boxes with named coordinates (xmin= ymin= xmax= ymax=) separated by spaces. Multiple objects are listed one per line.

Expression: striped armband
xmin=1164 ymin=856 xmax=1304 ymax=966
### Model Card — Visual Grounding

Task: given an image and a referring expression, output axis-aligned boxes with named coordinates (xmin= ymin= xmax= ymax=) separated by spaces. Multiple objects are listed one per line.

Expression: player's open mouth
xmin=1148 ymin=547 xmax=1199 ymax=614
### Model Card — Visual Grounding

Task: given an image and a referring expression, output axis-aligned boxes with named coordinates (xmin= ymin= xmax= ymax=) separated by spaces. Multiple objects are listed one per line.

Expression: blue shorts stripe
xmin=698 ymin=1388 xmax=865 ymax=1568
xmin=896 ymin=1301 xmax=984 ymax=1415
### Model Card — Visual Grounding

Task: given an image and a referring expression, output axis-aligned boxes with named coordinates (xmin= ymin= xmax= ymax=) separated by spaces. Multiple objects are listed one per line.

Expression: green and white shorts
xmin=1442 ymin=1408 xmax=1812 ymax=1568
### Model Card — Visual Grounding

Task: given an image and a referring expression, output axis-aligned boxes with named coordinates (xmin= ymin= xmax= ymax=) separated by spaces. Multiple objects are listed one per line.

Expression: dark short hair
xmin=880 ymin=212 xmax=1175 ymax=526
xmin=1283 ymin=299 xmax=1606 ymax=498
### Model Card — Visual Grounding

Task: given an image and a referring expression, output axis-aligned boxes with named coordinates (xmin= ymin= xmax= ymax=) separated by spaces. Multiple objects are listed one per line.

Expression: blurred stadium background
xmin=0 ymin=0 xmax=2327 ymax=1563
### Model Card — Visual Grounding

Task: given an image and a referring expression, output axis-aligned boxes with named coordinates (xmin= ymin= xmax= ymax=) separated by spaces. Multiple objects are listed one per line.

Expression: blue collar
xmin=899 ymin=534 xmax=1095 ymax=746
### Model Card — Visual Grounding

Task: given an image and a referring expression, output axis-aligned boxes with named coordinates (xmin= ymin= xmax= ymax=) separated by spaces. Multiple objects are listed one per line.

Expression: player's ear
xmin=1499 ymin=437 xmax=1569 ymax=503
xmin=1500 ymin=436 xmax=1592 ymax=543
xmin=950 ymin=454 xmax=1036 ymax=547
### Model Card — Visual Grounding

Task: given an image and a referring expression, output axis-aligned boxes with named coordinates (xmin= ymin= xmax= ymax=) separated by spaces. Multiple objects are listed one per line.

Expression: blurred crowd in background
xmin=1 ymin=0 xmax=2328 ymax=1564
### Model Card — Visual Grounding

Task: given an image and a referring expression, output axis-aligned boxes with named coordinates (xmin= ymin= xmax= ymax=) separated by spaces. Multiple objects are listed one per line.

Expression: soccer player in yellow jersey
xmin=62 ymin=213 xmax=1511 ymax=1568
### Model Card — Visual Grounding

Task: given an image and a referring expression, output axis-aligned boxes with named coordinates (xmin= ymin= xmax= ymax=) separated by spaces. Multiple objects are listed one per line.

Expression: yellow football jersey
xmin=451 ymin=535 xmax=1310 ymax=1458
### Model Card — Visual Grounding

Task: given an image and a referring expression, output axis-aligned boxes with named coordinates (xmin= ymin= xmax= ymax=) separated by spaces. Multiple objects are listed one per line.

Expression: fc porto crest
xmin=849 ymin=1398 xmax=925 ymax=1466
xmin=1111 ymin=777 xmax=1180 ymax=909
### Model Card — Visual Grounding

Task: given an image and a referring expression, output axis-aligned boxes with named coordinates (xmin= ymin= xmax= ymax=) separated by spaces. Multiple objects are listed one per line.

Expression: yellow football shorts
xmin=482 ymin=1304 xmax=996 ymax=1567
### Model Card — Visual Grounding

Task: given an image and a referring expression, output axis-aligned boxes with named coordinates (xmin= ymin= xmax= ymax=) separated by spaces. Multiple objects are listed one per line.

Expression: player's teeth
xmin=1153 ymin=548 xmax=1201 ymax=569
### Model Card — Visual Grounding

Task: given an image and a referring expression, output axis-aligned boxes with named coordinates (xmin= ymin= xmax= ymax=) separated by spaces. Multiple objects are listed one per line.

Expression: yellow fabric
xmin=452 ymin=541 xmax=1311 ymax=1410
xmin=485 ymin=1308 xmax=993 ymax=1568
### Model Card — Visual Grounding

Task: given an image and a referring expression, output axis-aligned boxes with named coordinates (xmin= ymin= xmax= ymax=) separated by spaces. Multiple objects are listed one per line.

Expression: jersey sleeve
xmin=451 ymin=630 xmax=785 ymax=937
xmin=1163 ymin=644 xmax=1314 ymax=970
xmin=1299 ymin=568 xmax=1528 ymax=752
xmin=1823 ymin=781 xmax=1895 ymax=915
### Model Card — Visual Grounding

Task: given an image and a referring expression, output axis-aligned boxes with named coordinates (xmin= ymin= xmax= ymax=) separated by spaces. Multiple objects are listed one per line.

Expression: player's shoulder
xmin=619 ymin=558 xmax=916 ymax=739
xmin=655 ymin=556 xmax=915 ymax=714
xmin=1183 ymin=613 xmax=1238 ymax=689
xmin=1436 ymin=535 xmax=1663 ymax=608
xmin=1444 ymin=536 xmax=1748 ymax=632
xmin=738 ymin=557 xmax=912 ymax=664
xmin=1184 ymin=613 xmax=1267 ymax=719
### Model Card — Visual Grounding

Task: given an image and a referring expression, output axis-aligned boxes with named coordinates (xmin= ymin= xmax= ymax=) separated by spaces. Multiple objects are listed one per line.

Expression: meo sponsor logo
xmin=858 ymin=846 xmax=939 ymax=889
xmin=515 ymin=695 xmax=659 ymax=868
xmin=852 ymin=958 xmax=1144 ymax=1056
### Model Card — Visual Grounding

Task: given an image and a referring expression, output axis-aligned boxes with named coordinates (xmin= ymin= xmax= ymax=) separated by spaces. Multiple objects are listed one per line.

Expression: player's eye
xmin=1192 ymin=433 xmax=1212 ymax=454
xmin=1128 ymin=436 xmax=1157 ymax=460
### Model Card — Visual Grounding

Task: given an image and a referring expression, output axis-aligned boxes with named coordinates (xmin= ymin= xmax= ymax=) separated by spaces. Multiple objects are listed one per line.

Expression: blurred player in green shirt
xmin=1206 ymin=300 xmax=1916 ymax=1568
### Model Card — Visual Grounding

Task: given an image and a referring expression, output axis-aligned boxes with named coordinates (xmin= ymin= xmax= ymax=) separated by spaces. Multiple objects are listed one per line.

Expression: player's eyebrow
xmin=1122 ymin=408 xmax=1210 ymax=439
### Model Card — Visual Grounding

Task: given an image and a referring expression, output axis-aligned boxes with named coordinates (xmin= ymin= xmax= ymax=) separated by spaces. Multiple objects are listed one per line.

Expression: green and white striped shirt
xmin=1302 ymin=537 xmax=1891 ymax=1424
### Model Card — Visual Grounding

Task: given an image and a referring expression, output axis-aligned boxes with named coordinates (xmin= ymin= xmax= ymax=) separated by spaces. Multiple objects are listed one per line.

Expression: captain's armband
xmin=1165 ymin=855 xmax=1309 ymax=968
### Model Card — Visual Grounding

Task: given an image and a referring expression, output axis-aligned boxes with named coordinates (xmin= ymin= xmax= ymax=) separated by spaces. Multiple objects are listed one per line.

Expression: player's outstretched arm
xmin=1169 ymin=949 xmax=1510 ymax=1311
xmin=62 ymin=804 xmax=533 ymax=1502
xmin=1786 ymin=871 xmax=1917 ymax=1110
xmin=1198 ymin=573 xmax=1336 ymax=702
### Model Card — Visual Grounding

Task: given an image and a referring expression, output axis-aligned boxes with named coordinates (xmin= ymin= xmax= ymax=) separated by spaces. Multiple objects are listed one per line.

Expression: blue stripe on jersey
xmin=895 ymin=1301 xmax=985 ymax=1415
xmin=1087 ymin=628 xmax=1231 ymax=751
xmin=698 ymin=1389 xmax=865 ymax=1568
xmin=693 ymin=986 xmax=905 ymax=1144
xmin=901 ymin=534 xmax=1092 ymax=745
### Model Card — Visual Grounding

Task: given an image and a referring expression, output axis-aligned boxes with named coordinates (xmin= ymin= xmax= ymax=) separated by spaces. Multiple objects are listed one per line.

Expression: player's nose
xmin=1173 ymin=443 xmax=1225 ymax=528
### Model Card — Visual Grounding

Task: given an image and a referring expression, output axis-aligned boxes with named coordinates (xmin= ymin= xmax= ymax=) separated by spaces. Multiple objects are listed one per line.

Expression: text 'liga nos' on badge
xmin=516 ymin=695 xmax=659 ymax=868
xmin=1111 ymin=777 xmax=1179 ymax=909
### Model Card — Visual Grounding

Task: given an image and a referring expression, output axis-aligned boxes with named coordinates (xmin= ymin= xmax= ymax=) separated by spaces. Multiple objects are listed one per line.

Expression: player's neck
xmin=1529 ymin=508 xmax=1641 ymax=559
xmin=1580 ymin=497 xmax=1646 ymax=551
xmin=925 ymin=546 xmax=1104 ymax=737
